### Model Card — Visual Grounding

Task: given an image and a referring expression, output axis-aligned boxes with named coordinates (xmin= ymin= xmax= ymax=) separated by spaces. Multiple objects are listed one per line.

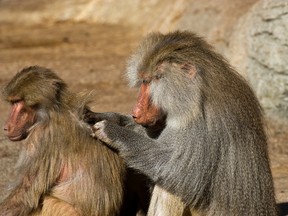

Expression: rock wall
xmin=248 ymin=0 xmax=288 ymax=120
xmin=229 ymin=0 xmax=288 ymax=121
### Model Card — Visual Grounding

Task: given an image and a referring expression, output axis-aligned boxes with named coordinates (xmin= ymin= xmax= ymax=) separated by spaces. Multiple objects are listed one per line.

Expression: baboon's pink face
xmin=4 ymin=97 xmax=36 ymax=141
xmin=132 ymin=83 xmax=164 ymax=127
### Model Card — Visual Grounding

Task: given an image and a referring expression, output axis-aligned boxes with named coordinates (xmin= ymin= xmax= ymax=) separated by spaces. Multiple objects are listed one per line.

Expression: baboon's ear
xmin=172 ymin=62 xmax=197 ymax=79
xmin=51 ymin=79 xmax=66 ymax=91
xmin=50 ymin=79 xmax=67 ymax=103
xmin=180 ymin=64 xmax=197 ymax=79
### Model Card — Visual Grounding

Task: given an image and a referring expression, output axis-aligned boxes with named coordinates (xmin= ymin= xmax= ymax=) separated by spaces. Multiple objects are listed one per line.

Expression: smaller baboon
xmin=87 ymin=31 xmax=278 ymax=215
xmin=0 ymin=66 xmax=148 ymax=216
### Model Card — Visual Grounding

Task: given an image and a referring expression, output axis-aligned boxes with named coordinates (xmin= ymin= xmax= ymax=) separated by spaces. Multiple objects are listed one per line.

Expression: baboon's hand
xmin=91 ymin=120 xmax=115 ymax=147
xmin=83 ymin=110 xmax=107 ymax=125
xmin=84 ymin=111 xmax=129 ymax=126
xmin=91 ymin=120 xmax=127 ymax=151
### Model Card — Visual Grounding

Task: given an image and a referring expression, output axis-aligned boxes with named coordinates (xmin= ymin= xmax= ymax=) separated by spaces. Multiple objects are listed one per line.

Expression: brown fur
xmin=0 ymin=66 xmax=128 ymax=216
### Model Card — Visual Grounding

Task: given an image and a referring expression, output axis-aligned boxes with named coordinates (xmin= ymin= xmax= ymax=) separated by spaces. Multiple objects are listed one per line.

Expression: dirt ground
xmin=0 ymin=23 xmax=287 ymax=206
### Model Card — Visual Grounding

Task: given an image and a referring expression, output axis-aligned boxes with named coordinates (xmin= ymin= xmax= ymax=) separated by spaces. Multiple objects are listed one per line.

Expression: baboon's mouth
xmin=7 ymin=133 xmax=28 ymax=142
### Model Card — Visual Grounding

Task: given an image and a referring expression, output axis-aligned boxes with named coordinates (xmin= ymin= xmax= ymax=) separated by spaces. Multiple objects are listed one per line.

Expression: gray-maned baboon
xmin=87 ymin=31 xmax=278 ymax=215
xmin=0 ymin=66 xmax=149 ymax=216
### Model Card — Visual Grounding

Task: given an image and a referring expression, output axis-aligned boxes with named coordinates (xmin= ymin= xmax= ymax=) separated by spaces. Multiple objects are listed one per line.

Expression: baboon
xmin=88 ymin=31 xmax=278 ymax=215
xmin=0 ymin=66 xmax=149 ymax=216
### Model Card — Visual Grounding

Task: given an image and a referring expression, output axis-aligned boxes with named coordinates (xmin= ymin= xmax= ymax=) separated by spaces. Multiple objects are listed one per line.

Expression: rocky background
xmin=0 ymin=0 xmax=287 ymax=206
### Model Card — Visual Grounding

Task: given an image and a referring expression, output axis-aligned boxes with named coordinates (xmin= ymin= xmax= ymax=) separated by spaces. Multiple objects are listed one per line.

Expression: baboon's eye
xmin=154 ymin=74 xmax=163 ymax=80
xmin=10 ymin=98 xmax=22 ymax=104
xmin=142 ymin=79 xmax=151 ymax=84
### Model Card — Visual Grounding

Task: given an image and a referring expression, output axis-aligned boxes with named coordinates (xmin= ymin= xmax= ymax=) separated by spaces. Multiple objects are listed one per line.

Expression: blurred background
xmin=0 ymin=0 xmax=287 ymax=204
